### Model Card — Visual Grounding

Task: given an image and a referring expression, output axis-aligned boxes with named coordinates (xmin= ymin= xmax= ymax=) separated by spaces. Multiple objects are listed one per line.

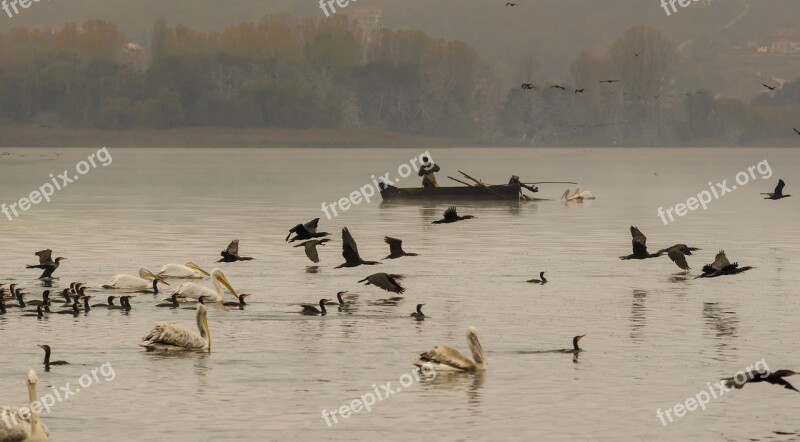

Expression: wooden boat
xmin=380 ymin=183 xmax=522 ymax=202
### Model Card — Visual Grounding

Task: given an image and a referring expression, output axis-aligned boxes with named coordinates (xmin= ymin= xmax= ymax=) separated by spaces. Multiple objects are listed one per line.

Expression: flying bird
xmin=286 ymin=218 xmax=330 ymax=242
xmin=217 ymin=239 xmax=253 ymax=262
xmin=358 ymin=273 xmax=405 ymax=294
xmin=383 ymin=237 xmax=418 ymax=260
xmin=574 ymin=88 xmax=585 ymax=94
xmin=724 ymin=369 xmax=798 ymax=392
xmin=26 ymin=249 xmax=65 ymax=279
xmin=415 ymin=326 xmax=487 ymax=372
xmin=762 ymin=83 xmax=778 ymax=91
xmin=294 ymin=239 xmax=331 ymax=263
xmin=550 ymin=85 xmax=567 ymax=91
xmin=697 ymin=250 xmax=753 ymax=278
xmin=335 ymin=228 xmax=380 ymax=268
xmin=762 ymin=179 xmax=790 ymax=200
xmin=506 ymin=2 xmax=517 ymax=6
xmin=599 ymin=80 xmax=620 ymax=83
xmin=793 ymin=128 xmax=800 ymax=135
xmin=520 ymin=83 xmax=535 ymax=90
xmin=432 ymin=207 xmax=475 ymax=224
xmin=619 ymin=227 xmax=699 ymax=269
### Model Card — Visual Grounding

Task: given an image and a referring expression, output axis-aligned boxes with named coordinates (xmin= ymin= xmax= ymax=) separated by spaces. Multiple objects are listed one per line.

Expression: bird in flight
xmin=520 ymin=83 xmax=535 ymax=90
xmin=432 ymin=207 xmax=475 ymax=224
xmin=599 ymin=80 xmax=620 ymax=83
xmin=506 ymin=2 xmax=517 ymax=6
xmin=574 ymin=89 xmax=585 ymax=94
xmin=26 ymin=250 xmax=66 ymax=279
xmin=217 ymin=240 xmax=254 ymax=262
xmin=696 ymin=251 xmax=753 ymax=278
xmin=550 ymin=85 xmax=567 ymax=91
xmin=762 ymin=178 xmax=790 ymax=200
xmin=793 ymin=128 xmax=800 ymax=135
xmin=762 ymin=83 xmax=778 ymax=91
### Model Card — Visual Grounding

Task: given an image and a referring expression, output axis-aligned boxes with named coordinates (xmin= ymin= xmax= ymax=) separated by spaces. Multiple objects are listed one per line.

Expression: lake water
xmin=0 ymin=147 xmax=798 ymax=441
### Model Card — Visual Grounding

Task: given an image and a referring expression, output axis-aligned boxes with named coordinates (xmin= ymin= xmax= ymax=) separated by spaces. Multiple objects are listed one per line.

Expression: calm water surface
xmin=0 ymin=148 xmax=798 ymax=441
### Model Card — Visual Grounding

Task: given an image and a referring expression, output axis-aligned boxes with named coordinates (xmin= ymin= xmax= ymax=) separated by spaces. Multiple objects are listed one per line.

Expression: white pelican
xmin=174 ymin=268 xmax=237 ymax=303
xmin=0 ymin=369 xmax=49 ymax=442
xmin=561 ymin=187 xmax=595 ymax=202
xmin=103 ymin=268 xmax=169 ymax=291
xmin=157 ymin=262 xmax=210 ymax=279
xmin=140 ymin=304 xmax=210 ymax=352
xmin=414 ymin=327 xmax=487 ymax=372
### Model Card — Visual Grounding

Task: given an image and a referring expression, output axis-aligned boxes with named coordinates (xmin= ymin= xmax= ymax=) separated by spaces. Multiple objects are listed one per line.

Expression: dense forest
xmin=0 ymin=14 xmax=798 ymax=146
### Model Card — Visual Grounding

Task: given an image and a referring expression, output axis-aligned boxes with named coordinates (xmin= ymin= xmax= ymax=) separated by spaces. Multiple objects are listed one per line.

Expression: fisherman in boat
xmin=418 ymin=156 xmax=441 ymax=188
xmin=509 ymin=175 xmax=538 ymax=193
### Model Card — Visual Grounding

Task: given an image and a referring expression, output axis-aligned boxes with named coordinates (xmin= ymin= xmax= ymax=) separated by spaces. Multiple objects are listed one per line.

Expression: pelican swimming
xmin=103 ymin=268 xmax=169 ymax=291
xmin=174 ymin=268 xmax=237 ymax=302
xmin=157 ymin=262 xmax=210 ymax=279
xmin=0 ymin=369 xmax=49 ymax=442
xmin=561 ymin=187 xmax=595 ymax=202
xmin=415 ymin=326 xmax=487 ymax=372
xmin=140 ymin=304 xmax=210 ymax=352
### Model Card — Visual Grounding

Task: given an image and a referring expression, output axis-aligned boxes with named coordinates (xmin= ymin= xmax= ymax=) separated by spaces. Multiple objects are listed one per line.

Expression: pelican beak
xmin=217 ymin=274 xmax=237 ymax=297
xmin=191 ymin=264 xmax=210 ymax=276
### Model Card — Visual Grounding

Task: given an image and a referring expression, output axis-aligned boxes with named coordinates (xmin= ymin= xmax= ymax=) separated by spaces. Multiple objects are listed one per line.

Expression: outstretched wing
xmin=443 ymin=207 xmax=459 ymax=222
xmin=303 ymin=241 xmax=320 ymax=263
xmin=366 ymin=273 xmax=404 ymax=294
xmin=775 ymin=179 xmax=786 ymax=196
xmin=303 ymin=218 xmax=320 ymax=234
xmin=35 ymin=249 xmax=53 ymax=265
xmin=711 ymin=250 xmax=730 ymax=271
xmin=630 ymin=226 xmax=648 ymax=257
xmin=341 ymin=228 xmax=361 ymax=264
xmin=225 ymin=240 xmax=240 ymax=256
xmin=667 ymin=249 xmax=690 ymax=270
xmin=384 ymin=237 xmax=404 ymax=255
xmin=418 ymin=346 xmax=476 ymax=371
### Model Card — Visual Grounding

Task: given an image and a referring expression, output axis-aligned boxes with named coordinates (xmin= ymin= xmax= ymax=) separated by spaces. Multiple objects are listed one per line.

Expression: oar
xmin=524 ymin=181 xmax=578 ymax=185
xmin=448 ymin=176 xmax=473 ymax=187
xmin=458 ymin=170 xmax=508 ymax=201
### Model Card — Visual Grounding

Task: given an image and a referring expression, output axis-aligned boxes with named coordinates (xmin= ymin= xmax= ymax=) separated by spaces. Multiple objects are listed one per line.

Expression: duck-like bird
xmin=155 ymin=294 xmax=179 ymax=309
xmin=335 ymin=228 xmax=380 ymax=268
xmin=415 ymin=327 xmax=487 ymax=372
xmin=696 ymin=250 xmax=753 ymax=278
xmin=103 ymin=268 xmax=168 ymax=291
xmin=301 ymin=299 xmax=335 ymax=316
xmin=217 ymin=240 xmax=253 ymax=263
xmin=157 ymin=262 xmax=210 ymax=278
xmin=91 ymin=296 xmax=117 ymax=308
xmin=294 ymin=239 xmax=330 ymax=263
xmin=762 ymin=179 xmax=790 ymax=200
xmin=358 ymin=273 xmax=405 ymax=294
xmin=37 ymin=345 xmax=68 ymax=369
xmin=432 ymin=207 xmax=475 ymax=224
xmin=174 ymin=268 xmax=238 ymax=303
xmin=0 ymin=369 xmax=49 ymax=442
xmin=383 ymin=237 xmax=418 ymax=260
xmin=141 ymin=304 xmax=211 ymax=352
xmin=410 ymin=304 xmax=425 ymax=321
xmin=222 ymin=294 xmax=250 ymax=309
xmin=527 ymin=272 xmax=547 ymax=284
xmin=724 ymin=369 xmax=798 ymax=392
xmin=26 ymin=250 xmax=65 ymax=279
xmin=286 ymin=218 xmax=330 ymax=243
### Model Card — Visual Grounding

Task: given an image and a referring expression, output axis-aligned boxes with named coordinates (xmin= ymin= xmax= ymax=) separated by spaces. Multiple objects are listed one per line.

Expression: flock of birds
xmin=0 ymin=174 xmax=796 ymax=440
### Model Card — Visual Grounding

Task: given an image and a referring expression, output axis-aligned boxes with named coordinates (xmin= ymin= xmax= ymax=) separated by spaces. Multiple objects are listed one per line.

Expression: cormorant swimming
xmin=527 ymin=272 xmax=547 ymax=284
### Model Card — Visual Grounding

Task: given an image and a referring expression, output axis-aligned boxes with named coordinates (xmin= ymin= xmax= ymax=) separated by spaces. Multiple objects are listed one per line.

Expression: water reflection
xmin=630 ymin=289 xmax=647 ymax=341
